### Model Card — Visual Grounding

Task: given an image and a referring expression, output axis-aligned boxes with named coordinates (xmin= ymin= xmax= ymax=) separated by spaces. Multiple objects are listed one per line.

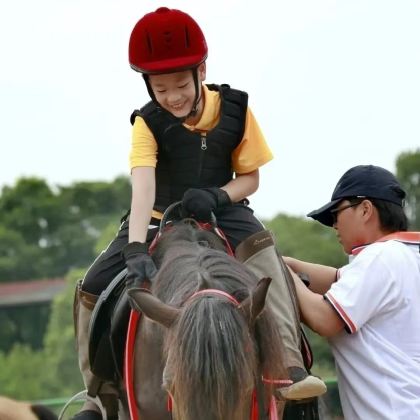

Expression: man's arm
xmin=290 ymin=269 xmax=345 ymax=337
xmin=283 ymin=257 xmax=338 ymax=295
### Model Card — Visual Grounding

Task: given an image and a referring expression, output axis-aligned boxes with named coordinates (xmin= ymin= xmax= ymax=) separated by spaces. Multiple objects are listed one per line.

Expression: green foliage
xmin=396 ymin=149 xmax=420 ymax=229
xmin=265 ymin=213 xmax=347 ymax=268
xmin=0 ymin=176 xmax=130 ymax=282
xmin=304 ymin=329 xmax=336 ymax=379
xmin=0 ymin=344 xmax=51 ymax=400
xmin=95 ymin=218 xmax=124 ymax=255
xmin=0 ymin=178 xmax=58 ymax=244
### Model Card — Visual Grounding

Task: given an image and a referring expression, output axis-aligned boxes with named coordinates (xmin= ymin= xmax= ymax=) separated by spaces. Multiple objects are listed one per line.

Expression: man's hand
xmin=181 ymin=187 xmax=232 ymax=221
xmin=122 ymin=241 xmax=157 ymax=289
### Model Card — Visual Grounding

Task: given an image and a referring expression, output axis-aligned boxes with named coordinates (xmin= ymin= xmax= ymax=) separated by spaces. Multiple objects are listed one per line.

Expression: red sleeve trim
xmin=324 ymin=292 xmax=357 ymax=334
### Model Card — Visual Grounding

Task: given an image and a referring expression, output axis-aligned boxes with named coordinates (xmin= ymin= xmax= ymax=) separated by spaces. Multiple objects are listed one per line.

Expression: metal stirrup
xmin=58 ymin=390 xmax=107 ymax=420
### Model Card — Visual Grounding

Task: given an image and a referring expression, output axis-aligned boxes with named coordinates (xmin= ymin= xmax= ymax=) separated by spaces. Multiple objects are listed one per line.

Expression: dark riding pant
xmin=81 ymin=203 xmax=264 ymax=295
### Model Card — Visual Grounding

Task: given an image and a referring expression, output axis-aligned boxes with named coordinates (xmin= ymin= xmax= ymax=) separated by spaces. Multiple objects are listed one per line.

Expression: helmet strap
xmin=142 ymin=74 xmax=158 ymax=104
xmin=187 ymin=68 xmax=201 ymax=118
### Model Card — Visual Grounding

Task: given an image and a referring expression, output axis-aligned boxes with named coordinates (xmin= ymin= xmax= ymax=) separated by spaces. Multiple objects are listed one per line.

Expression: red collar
xmin=351 ymin=232 xmax=420 ymax=256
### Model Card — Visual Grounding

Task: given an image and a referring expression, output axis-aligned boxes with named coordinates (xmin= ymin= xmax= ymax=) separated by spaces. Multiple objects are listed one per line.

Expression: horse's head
xmin=128 ymin=276 xmax=271 ymax=329
xmin=128 ymin=268 xmax=272 ymax=420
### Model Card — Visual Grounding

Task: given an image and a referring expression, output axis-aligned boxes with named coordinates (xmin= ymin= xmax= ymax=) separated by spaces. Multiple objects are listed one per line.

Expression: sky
xmin=1 ymin=0 xmax=419 ymax=219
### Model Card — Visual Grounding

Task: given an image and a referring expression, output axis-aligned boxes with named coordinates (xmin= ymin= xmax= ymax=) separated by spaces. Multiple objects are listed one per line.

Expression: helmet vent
xmin=184 ymin=26 xmax=190 ymax=48
xmin=164 ymin=31 xmax=172 ymax=49
xmin=146 ymin=31 xmax=153 ymax=53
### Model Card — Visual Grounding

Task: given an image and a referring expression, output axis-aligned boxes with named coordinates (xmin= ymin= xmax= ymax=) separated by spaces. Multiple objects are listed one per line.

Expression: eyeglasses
xmin=330 ymin=201 xmax=362 ymax=224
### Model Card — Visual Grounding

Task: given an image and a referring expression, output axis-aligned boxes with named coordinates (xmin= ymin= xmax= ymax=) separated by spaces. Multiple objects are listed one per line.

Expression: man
xmin=284 ymin=165 xmax=420 ymax=419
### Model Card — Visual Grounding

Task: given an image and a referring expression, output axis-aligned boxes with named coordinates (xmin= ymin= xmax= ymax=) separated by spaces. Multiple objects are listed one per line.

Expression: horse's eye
xmin=198 ymin=240 xmax=210 ymax=248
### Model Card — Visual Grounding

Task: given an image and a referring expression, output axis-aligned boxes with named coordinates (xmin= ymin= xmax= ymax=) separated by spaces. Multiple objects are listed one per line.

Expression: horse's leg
xmin=133 ymin=317 xmax=171 ymax=420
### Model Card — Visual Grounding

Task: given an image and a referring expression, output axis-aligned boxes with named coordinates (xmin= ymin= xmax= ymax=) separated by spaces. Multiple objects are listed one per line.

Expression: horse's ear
xmin=238 ymin=277 xmax=271 ymax=326
xmin=127 ymin=289 xmax=180 ymax=328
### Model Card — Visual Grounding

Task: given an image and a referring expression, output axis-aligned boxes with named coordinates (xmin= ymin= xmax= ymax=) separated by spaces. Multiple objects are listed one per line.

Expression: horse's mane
xmin=149 ymin=223 xmax=287 ymax=420
xmin=151 ymin=220 xmax=225 ymax=259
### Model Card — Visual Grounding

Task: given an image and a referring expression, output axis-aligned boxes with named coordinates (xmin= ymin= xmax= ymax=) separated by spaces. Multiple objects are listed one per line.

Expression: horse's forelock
xmin=166 ymin=297 xmax=257 ymax=420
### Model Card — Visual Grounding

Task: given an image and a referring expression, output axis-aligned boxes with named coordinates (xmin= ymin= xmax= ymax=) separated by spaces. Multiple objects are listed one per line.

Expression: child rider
xmin=72 ymin=7 xmax=326 ymax=420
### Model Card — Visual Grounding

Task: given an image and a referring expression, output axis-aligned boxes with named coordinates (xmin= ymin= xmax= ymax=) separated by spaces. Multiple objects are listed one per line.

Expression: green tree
xmin=58 ymin=176 xmax=130 ymax=220
xmin=0 ymin=178 xmax=60 ymax=245
xmin=265 ymin=213 xmax=347 ymax=267
xmin=0 ymin=176 xmax=130 ymax=282
xmin=396 ymin=149 xmax=420 ymax=229
xmin=0 ymin=345 xmax=49 ymax=400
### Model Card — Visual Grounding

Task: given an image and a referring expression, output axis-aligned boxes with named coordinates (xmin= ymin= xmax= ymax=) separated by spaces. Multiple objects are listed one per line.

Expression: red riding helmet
xmin=129 ymin=7 xmax=208 ymax=74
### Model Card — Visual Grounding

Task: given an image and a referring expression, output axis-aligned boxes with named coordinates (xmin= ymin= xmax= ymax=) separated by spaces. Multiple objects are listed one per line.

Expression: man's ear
xmin=362 ymin=199 xmax=374 ymax=220
xmin=198 ymin=62 xmax=206 ymax=81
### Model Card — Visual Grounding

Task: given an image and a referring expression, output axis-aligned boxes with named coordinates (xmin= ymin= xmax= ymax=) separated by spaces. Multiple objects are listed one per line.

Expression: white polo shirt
xmin=325 ymin=233 xmax=420 ymax=420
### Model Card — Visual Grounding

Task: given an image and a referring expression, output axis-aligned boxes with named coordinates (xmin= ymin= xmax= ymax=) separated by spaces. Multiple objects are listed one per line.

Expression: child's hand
xmin=122 ymin=242 xmax=157 ymax=289
xmin=181 ymin=188 xmax=231 ymax=221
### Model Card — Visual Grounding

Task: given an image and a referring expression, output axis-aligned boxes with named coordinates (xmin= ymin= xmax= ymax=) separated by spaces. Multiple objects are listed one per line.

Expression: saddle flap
xmin=89 ymin=269 xmax=128 ymax=381
xmin=110 ymin=291 xmax=132 ymax=381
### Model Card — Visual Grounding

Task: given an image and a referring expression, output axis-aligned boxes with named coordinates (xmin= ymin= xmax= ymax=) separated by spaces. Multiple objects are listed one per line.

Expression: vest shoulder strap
xmin=207 ymin=83 xmax=248 ymax=107
xmin=130 ymin=101 xmax=156 ymax=126
xmin=207 ymin=84 xmax=248 ymax=145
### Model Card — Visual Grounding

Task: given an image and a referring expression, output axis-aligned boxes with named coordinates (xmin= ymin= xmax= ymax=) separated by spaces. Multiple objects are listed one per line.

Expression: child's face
xmin=148 ymin=64 xmax=206 ymax=119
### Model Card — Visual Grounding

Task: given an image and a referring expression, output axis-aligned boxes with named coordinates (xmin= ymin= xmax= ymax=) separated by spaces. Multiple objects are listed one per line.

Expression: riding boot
xmin=73 ymin=281 xmax=119 ymax=419
xmin=235 ymin=230 xmax=327 ymax=400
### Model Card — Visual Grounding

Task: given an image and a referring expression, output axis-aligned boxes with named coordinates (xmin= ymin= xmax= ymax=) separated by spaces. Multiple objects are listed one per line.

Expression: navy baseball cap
xmin=307 ymin=165 xmax=406 ymax=226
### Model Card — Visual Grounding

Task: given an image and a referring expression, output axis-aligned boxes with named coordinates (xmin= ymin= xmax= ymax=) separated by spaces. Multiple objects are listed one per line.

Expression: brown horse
xmin=125 ymin=222 xmax=288 ymax=420
xmin=0 ymin=396 xmax=58 ymax=420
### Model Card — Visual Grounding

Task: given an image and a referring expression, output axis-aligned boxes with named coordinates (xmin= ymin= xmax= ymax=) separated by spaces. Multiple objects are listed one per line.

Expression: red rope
xmin=250 ymin=389 xmax=259 ymax=420
xmin=188 ymin=288 xmax=240 ymax=305
xmin=269 ymin=396 xmax=279 ymax=420
xmin=250 ymin=390 xmax=280 ymax=420
xmin=262 ymin=377 xmax=293 ymax=387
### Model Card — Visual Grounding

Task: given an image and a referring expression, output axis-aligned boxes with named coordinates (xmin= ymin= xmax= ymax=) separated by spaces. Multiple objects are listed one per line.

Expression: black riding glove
xmin=181 ymin=187 xmax=232 ymax=221
xmin=122 ymin=242 xmax=157 ymax=289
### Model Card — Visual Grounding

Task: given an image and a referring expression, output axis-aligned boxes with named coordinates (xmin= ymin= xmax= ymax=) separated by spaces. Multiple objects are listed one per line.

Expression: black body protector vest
xmin=130 ymin=84 xmax=248 ymax=213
